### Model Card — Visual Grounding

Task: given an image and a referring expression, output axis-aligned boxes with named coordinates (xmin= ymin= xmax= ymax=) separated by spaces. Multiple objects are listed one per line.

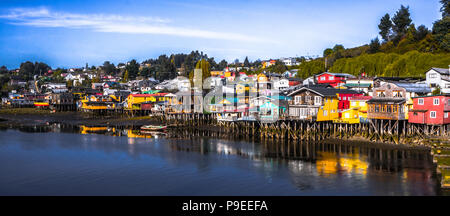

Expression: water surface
xmin=0 ymin=125 xmax=440 ymax=195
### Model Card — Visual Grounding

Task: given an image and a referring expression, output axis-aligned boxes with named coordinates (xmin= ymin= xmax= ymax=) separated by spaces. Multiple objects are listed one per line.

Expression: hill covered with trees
xmin=295 ymin=1 xmax=450 ymax=79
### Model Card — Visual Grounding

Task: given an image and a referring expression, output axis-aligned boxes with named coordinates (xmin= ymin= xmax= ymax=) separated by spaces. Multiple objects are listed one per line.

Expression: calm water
xmin=0 ymin=124 xmax=441 ymax=195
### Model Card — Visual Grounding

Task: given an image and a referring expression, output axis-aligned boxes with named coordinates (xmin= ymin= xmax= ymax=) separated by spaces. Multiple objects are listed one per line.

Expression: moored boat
xmin=140 ymin=125 xmax=167 ymax=131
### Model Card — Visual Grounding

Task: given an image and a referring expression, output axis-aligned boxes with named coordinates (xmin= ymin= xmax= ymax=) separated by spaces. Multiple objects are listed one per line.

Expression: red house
xmin=316 ymin=72 xmax=356 ymax=87
xmin=409 ymin=95 xmax=450 ymax=125
xmin=337 ymin=92 xmax=363 ymax=111
xmin=287 ymin=77 xmax=302 ymax=87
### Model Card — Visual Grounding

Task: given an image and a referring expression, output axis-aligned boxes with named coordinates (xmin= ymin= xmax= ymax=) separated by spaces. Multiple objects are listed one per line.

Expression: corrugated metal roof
xmin=431 ymin=67 xmax=450 ymax=75
xmin=344 ymin=83 xmax=371 ymax=88
xmin=288 ymin=86 xmax=361 ymax=97
xmin=392 ymin=82 xmax=431 ymax=93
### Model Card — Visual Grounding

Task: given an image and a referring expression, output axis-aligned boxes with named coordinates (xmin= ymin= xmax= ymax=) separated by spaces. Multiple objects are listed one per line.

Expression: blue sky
xmin=0 ymin=0 xmax=443 ymax=69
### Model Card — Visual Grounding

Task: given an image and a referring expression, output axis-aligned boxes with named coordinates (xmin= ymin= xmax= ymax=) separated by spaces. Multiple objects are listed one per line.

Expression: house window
xmin=329 ymin=76 xmax=334 ymax=80
xmin=345 ymin=113 xmax=349 ymax=118
xmin=320 ymin=77 xmax=326 ymax=81
xmin=323 ymin=110 xmax=328 ymax=116
xmin=377 ymin=91 xmax=386 ymax=97
xmin=343 ymin=96 xmax=347 ymax=100
xmin=445 ymin=112 xmax=449 ymax=118
xmin=429 ymin=73 xmax=437 ymax=78
xmin=393 ymin=91 xmax=403 ymax=97
xmin=418 ymin=98 xmax=424 ymax=105
xmin=306 ymin=96 xmax=311 ymax=103
xmin=314 ymin=96 xmax=322 ymax=105
xmin=430 ymin=111 xmax=436 ymax=118
xmin=434 ymin=98 xmax=440 ymax=105
xmin=351 ymin=101 xmax=356 ymax=106
xmin=295 ymin=96 xmax=301 ymax=104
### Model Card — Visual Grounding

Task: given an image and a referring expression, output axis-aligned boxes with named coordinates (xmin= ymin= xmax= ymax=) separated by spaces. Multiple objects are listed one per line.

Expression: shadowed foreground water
xmin=0 ymin=127 xmax=440 ymax=195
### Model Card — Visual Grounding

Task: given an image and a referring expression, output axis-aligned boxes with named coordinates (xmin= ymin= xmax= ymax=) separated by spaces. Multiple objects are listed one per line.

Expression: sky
xmin=0 ymin=0 xmax=443 ymax=69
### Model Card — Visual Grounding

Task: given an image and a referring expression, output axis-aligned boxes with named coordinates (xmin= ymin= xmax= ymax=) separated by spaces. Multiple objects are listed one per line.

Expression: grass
xmin=0 ymin=107 xmax=51 ymax=115
xmin=441 ymin=169 xmax=450 ymax=185
xmin=433 ymin=149 xmax=450 ymax=155
xmin=437 ymin=156 xmax=450 ymax=166
xmin=126 ymin=116 xmax=153 ymax=120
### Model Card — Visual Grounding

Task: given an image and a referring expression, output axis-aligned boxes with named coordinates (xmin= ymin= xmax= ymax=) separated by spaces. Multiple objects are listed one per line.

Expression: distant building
xmin=344 ymin=78 xmax=374 ymax=95
xmin=425 ymin=67 xmax=450 ymax=94
xmin=316 ymin=72 xmax=356 ymax=87
xmin=280 ymin=57 xmax=300 ymax=66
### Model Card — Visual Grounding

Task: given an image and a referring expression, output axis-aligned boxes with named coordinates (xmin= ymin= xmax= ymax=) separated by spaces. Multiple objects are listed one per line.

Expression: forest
xmin=295 ymin=1 xmax=450 ymax=79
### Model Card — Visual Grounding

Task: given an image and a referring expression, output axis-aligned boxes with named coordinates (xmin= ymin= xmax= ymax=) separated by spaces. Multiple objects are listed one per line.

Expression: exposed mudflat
xmin=0 ymin=110 xmax=162 ymax=127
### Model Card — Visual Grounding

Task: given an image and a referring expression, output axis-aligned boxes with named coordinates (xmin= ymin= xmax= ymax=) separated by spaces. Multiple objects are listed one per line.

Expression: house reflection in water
xmin=315 ymin=151 xmax=369 ymax=176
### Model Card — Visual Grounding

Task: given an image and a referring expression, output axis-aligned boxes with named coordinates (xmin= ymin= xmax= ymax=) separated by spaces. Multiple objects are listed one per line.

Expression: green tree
xmin=102 ymin=61 xmax=116 ymax=75
xmin=441 ymin=0 xmax=450 ymax=17
xmin=368 ymin=37 xmax=381 ymax=53
xmin=333 ymin=44 xmax=345 ymax=52
xmin=432 ymin=86 xmax=442 ymax=95
xmin=218 ymin=59 xmax=228 ymax=70
xmin=378 ymin=13 xmax=393 ymax=41
xmin=244 ymin=56 xmax=250 ymax=67
xmin=122 ymin=70 xmax=129 ymax=82
xmin=195 ymin=59 xmax=211 ymax=81
xmin=125 ymin=59 xmax=139 ymax=79
xmin=392 ymin=5 xmax=412 ymax=41
xmin=323 ymin=48 xmax=333 ymax=57
xmin=432 ymin=16 xmax=450 ymax=52
xmin=415 ymin=25 xmax=430 ymax=41
xmin=140 ymin=67 xmax=151 ymax=78
xmin=0 ymin=66 xmax=7 ymax=74
xmin=67 ymin=80 xmax=73 ymax=88
xmin=272 ymin=60 xmax=288 ymax=74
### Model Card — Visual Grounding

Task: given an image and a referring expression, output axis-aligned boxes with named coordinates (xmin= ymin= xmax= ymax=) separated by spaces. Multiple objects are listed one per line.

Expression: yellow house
xmin=210 ymin=70 xmax=223 ymax=76
xmin=224 ymin=71 xmax=233 ymax=77
xmin=317 ymin=96 xmax=339 ymax=121
xmin=81 ymin=95 xmax=111 ymax=110
xmin=256 ymin=73 xmax=268 ymax=82
xmin=126 ymin=93 xmax=169 ymax=110
xmin=334 ymin=96 xmax=372 ymax=124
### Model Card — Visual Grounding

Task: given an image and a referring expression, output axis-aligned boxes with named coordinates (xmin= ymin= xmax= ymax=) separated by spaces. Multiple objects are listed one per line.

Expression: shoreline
xmin=0 ymin=108 xmax=162 ymax=127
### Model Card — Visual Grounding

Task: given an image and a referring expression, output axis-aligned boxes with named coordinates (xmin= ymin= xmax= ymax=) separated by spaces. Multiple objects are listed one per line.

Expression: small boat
xmin=140 ymin=125 xmax=167 ymax=131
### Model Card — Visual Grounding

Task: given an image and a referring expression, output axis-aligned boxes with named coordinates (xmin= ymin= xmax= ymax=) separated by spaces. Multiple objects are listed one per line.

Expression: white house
xmin=272 ymin=77 xmax=290 ymax=90
xmin=425 ymin=67 xmax=450 ymax=94
xmin=280 ymin=57 xmax=300 ymax=66
xmin=302 ymin=76 xmax=315 ymax=85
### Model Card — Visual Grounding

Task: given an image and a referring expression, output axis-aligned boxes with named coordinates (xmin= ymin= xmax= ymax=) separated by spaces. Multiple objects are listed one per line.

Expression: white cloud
xmin=0 ymin=7 xmax=270 ymax=43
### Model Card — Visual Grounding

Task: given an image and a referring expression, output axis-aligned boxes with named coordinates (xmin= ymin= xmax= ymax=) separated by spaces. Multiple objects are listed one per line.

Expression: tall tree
xmin=432 ymin=17 xmax=450 ymax=52
xmin=102 ymin=61 xmax=116 ymax=75
xmin=122 ymin=70 xmax=129 ymax=82
xmin=243 ymin=56 xmax=250 ymax=67
xmin=368 ymin=37 xmax=381 ymax=53
xmin=415 ymin=25 xmax=430 ymax=41
xmin=378 ymin=13 xmax=393 ymax=41
xmin=323 ymin=48 xmax=333 ymax=57
xmin=195 ymin=59 xmax=211 ymax=81
xmin=125 ymin=59 xmax=139 ymax=79
xmin=0 ymin=66 xmax=7 ymax=74
xmin=392 ymin=5 xmax=412 ymax=41
xmin=218 ymin=59 xmax=228 ymax=70
xmin=441 ymin=0 xmax=450 ymax=17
